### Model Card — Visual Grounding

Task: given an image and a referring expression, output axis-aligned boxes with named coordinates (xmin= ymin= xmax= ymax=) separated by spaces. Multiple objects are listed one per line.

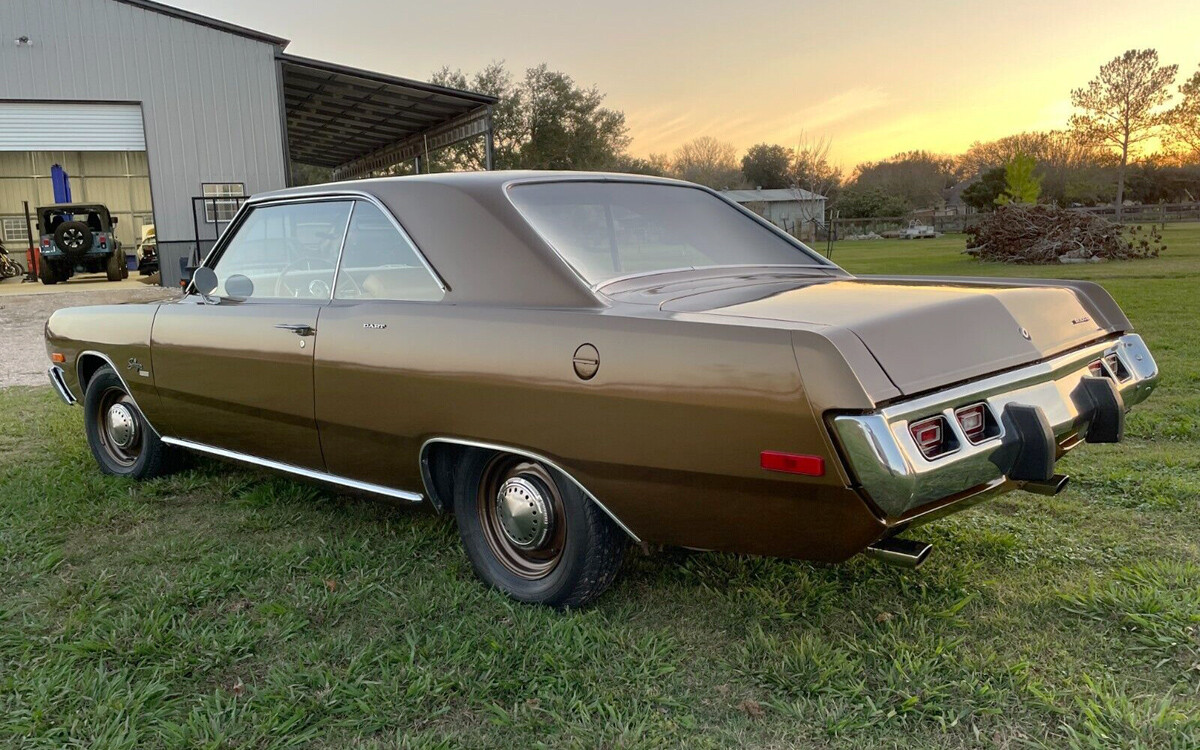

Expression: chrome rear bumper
xmin=832 ymin=334 xmax=1158 ymax=517
xmin=48 ymin=365 xmax=77 ymax=405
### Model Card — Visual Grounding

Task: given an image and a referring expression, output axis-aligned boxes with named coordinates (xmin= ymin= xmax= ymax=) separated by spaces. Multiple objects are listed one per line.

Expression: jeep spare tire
xmin=54 ymin=221 xmax=93 ymax=254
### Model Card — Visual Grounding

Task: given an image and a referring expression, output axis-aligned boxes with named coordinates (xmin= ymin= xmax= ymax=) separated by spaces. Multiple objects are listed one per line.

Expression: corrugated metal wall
xmin=0 ymin=0 xmax=287 ymax=257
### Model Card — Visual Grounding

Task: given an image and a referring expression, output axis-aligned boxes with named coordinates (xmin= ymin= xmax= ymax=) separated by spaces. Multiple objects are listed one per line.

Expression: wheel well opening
xmin=422 ymin=442 xmax=484 ymax=512
xmin=77 ymin=354 xmax=108 ymax=391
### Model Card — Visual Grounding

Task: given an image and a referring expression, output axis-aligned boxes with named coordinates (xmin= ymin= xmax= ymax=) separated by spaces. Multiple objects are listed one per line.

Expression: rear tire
xmin=452 ymin=450 xmax=627 ymax=608
xmin=106 ymin=252 xmax=124 ymax=281
xmin=83 ymin=366 xmax=180 ymax=479
xmin=38 ymin=261 xmax=60 ymax=285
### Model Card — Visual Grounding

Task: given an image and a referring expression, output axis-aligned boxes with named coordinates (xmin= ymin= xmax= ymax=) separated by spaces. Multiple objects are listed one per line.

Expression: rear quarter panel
xmin=314 ymin=303 xmax=886 ymax=561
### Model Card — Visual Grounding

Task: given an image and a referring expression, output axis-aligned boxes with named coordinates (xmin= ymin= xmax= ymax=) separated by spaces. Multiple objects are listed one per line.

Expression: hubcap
xmin=496 ymin=476 xmax=554 ymax=549
xmin=105 ymin=403 xmax=138 ymax=449
xmin=477 ymin=458 xmax=567 ymax=580
xmin=64 ymin=228 xmax=84 ymax=250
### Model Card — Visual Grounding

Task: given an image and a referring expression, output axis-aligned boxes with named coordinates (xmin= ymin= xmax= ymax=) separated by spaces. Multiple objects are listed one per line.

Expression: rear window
xmin=508 ymin=181 xmax=830 ymax=285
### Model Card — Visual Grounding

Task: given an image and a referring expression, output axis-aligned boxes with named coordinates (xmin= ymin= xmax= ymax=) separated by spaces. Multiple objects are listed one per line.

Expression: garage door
xmin=0 ymin=102 xmax=145 ymax=151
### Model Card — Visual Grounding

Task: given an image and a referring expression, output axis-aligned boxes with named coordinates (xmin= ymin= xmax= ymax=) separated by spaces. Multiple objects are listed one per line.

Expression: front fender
xmin=45 ymin=304 xmax=162 ymax=414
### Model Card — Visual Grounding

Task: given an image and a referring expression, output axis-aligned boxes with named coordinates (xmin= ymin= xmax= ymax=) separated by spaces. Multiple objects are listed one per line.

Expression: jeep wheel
xmin=54 ymin=221 xmax=93 ymax=253
xmin=452 ymin=451 xmax=627 ymax=608
xmin=106 ymin=251 xmax=124 ymax=281
xmin=83 ymin=366 xmax=180 ymax=479
xmin=38 ymin=261 xmax=60 ymax=285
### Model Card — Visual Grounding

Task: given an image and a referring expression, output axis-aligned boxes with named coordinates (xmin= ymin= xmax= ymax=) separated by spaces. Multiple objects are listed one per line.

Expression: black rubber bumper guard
xmin=1002 ymin=376 xmax=1125 ymax=482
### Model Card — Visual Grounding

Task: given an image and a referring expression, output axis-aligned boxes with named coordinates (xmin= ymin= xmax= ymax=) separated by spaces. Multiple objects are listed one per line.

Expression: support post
xmin=484 ymin=105 xmax=495 ymax=171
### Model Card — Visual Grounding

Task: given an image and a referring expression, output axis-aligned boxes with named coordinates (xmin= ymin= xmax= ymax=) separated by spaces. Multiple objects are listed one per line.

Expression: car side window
xmin=212 ymin=201 xmax=352 ymax=300
xmin=333 ymin=201 xmax=443 ymax=302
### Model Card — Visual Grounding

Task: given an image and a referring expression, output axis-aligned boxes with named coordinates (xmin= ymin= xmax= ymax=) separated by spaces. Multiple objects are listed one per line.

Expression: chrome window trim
xmin=331 ymin=199 xmax=447 ymax=302
xmin=502 ymin=177 xmax=840 ymax=296
xmin=418 ymin=436 xmax=642 ymax=543
xmin=591 ymin=264 xmax=840 ymax=293
xmin=160 ymin=437 xmax=424 ymax=504
xmin=188 ymin=190 xmax=449 ymax=298
xmin=75 ymin=350 xmax=160 ymax=436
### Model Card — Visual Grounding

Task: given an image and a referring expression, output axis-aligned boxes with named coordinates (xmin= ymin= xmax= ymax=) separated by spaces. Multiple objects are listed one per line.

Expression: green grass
xmin=2 ymin=226 xmax=1199 ymax=748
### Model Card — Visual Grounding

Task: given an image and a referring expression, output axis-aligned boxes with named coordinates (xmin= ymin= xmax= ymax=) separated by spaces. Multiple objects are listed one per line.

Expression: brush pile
xmin=964 ymin=204 xmax=1164 ymax=264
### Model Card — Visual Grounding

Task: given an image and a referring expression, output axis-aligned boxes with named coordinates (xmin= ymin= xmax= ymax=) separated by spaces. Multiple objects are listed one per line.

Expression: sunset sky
xmin=178 ymin=0 xmax=1200 ymax=170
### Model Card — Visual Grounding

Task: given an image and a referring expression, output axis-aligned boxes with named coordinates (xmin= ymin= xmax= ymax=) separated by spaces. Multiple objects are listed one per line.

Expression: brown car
xmin=45 ymin=172 xmax=1159 ymax=607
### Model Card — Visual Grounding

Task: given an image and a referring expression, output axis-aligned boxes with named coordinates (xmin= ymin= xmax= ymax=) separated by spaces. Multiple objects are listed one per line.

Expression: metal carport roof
xmin=278 ymin=54 xmax=498 ymax=180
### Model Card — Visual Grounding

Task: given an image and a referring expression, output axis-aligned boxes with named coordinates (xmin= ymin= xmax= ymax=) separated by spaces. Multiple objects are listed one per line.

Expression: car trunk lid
xmin=647 ymin=276 xmax=1112 ymax=396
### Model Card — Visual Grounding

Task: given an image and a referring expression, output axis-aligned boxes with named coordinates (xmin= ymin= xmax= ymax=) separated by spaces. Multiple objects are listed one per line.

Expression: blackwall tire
xmin=106 ymin=252 xmax=124 ymax=282
xmin=452 ymin=451 xmax=627 ymax=608
xmin=83 ymin=366 xmax=180 ymax=479
xmin=54 ymin=221 xmax=93 ymax=253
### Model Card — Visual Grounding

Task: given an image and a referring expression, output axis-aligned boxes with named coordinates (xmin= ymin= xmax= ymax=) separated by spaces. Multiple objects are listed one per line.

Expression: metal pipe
xmin=1022 ymin=474 xmax=1070 ymax=496
xmin=865 ymin=537 xmax=932 ymax=569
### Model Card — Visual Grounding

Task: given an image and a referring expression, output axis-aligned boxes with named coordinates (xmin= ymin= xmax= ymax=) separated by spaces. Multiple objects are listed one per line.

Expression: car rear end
xmin=828 ymin=333 xmax=1158 ymax=559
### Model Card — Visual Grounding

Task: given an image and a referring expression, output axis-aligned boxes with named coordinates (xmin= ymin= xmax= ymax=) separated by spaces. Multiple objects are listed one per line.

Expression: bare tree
xmin=1167 ymin=67 xmax=1200 ymax=159
xmin=672 ymin=137 xmax=741 ymax=189
xmin=790 ymin=131 xmax=842 ymax=204
xmin=1069 ymin=49 xmax=1177 ymax=220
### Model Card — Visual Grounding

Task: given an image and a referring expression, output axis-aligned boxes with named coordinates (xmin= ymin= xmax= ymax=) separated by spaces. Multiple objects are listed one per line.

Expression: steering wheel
xmin=274 ymin=256 xmax=338 ymax=299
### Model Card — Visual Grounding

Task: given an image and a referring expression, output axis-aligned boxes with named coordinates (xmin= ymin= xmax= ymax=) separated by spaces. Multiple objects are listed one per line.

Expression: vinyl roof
xmin=279 ymin=54 xmax=497 ymax=170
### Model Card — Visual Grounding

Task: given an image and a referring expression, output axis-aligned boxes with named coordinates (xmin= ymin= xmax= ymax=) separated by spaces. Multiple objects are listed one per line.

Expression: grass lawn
xmin=2 ymin=226 xmax=1198 ymax=748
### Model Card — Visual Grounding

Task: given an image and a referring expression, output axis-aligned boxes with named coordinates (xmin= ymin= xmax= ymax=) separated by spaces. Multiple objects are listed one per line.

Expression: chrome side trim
xmin=75 ymin=350 xmax=160 ymax=437
xmin=48 ymin=366 xmax=77 ymax=405
xmin=161 ymin=437 xmax=424 ymax=503
xmin=418 ymin=437 xmax=642 ymax=543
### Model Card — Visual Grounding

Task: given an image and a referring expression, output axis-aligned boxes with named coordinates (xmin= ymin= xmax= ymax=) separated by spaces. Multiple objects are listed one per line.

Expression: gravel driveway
xmin=0 ymin=283 xmax=176 ymax=387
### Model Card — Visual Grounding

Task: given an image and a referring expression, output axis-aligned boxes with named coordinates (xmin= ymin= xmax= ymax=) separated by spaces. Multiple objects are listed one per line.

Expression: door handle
xmin=275 ymin=323 xmax=315 ymax=336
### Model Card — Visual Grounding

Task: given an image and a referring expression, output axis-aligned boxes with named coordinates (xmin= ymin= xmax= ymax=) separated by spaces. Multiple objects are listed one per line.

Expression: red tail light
xmin=1088 ymin=361 xmax=1105 ymax=377
xmin=909 ymin=416 xmax=956 ymax=459
xmin=760 ymin=451 xmax=825 ymax=476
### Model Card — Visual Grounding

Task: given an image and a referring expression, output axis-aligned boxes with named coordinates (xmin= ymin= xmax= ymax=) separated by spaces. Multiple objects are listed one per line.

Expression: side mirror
xmin=193 ymin=266 xmax=218 ymax=296
xmin=110 ymin=216 xmax=119 ymax=225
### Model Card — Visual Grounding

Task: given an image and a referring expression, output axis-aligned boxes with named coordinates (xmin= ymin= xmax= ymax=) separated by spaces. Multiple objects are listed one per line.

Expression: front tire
xmin=452 ymin=451 xmax=627 ymax=608
xmin=83 ymin=366 xmax=179 ymax=479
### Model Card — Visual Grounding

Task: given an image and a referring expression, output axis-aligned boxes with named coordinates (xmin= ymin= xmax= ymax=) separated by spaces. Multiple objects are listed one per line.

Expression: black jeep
xmin=35 ymin=203 xmax=127 ymax=284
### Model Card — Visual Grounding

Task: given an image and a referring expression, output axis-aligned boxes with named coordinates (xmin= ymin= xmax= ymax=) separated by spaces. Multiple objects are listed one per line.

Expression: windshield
xmin=508 ymin=181 xmax=832 ymax=286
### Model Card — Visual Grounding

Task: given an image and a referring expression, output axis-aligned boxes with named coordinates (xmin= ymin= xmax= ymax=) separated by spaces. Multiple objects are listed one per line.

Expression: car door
xmin=151 ymin=199 xmax=353 ymax=470
xmin=313 ymin=198 xmax=447 ymax=491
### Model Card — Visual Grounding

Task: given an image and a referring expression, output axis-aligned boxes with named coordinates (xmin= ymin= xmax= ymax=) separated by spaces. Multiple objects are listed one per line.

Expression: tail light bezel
xmin=908 ymin=415 xmax=960 ymax=460
xmin=953 ymin=402 xmax=1001 ymax=445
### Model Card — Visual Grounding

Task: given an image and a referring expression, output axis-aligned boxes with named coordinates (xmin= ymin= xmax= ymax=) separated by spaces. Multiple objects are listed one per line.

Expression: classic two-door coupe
xmin=46 ymin=172 xmax=1159 ymax=607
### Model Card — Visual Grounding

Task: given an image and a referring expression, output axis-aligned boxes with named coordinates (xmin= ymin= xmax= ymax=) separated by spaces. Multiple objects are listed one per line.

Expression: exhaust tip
xmin=1023 ymin=473 xmax=1070 ymax=496
xmin=865 ymin=537 xmax=932 ymax=569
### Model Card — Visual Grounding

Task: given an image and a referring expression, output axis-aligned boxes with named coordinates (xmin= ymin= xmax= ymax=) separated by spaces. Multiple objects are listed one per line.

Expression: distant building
xmin=720 ymin=188 xmax=827 ymax=239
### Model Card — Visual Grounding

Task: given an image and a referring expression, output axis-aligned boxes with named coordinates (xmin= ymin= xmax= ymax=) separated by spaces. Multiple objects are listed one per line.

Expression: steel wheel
xmin=476 ymin=456 xmax=567 ymax=580
xmin=92 ymin=385 xmax=143 ymax=467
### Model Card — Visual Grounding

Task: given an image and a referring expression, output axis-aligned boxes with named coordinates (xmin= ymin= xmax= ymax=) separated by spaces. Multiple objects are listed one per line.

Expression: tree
xmin=849 ymin=150 xmax=955 ymax=209
xmin=672 ymin=137 xmax=741 ymax=189
xmin=961 ymin=167 xmax=1007 ymax=211
xmin=1167 ymin=67 xmax=1200 ymax=158
xmin=427 ymin=62 xmax=629 ymax=173
xmin=835 ymin=187 xmax=910 ymax=218
xmin=996 ymin=153 xmax=1042 ymax=205
xmin=741 ymin=143 xmax=792 ymax=189
xmin=790 ymin=131 xmax=842 ymax=205
xmin=1069 ymin=49 xmax=1178 ymax=219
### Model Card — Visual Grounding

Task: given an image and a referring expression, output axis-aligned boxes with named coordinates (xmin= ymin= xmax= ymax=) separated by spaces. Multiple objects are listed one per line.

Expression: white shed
xmin=721 ymin=188 xmax=827 ymax=238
